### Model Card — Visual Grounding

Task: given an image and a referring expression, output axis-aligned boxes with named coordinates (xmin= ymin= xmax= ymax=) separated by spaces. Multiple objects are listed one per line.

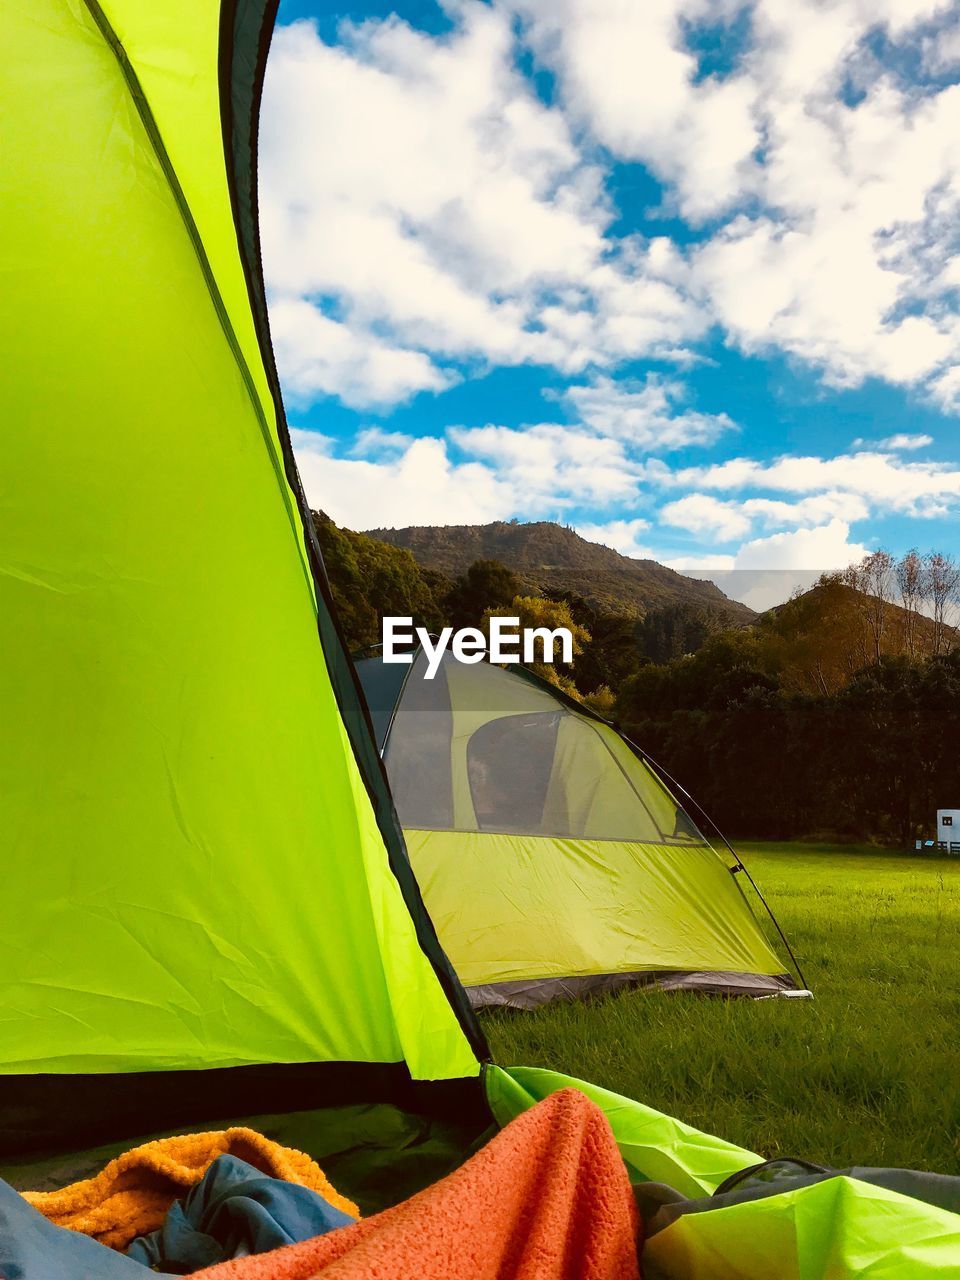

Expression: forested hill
xmin=364 ymin=520 xmax=754 ymax=624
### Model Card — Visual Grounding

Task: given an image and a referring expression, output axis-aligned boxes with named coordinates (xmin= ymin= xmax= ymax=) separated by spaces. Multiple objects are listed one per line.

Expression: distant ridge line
xmin=364 ymin=520 xmax=755 ymax=622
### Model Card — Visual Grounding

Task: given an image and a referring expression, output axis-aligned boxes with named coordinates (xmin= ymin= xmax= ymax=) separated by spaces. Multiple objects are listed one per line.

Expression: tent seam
xmin=78 ymin=0 xmax=315 ymax=607
xmin=215 ymin=0 xmax=491 ymax=1067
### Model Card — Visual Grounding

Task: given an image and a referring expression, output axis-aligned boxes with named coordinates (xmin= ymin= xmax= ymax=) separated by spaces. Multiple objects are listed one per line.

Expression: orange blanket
xmin=195 ymin=1088 xmax=640 ymax=1280
xmin=22 ymin=1126 xmax=359 ymax=1252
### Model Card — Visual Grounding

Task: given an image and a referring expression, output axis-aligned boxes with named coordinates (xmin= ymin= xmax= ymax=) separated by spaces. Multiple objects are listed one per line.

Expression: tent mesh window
xmin=385 ymin=654 xmax=701 ymax=844
xmin=466 ymin=712 xmax=560 ymax=833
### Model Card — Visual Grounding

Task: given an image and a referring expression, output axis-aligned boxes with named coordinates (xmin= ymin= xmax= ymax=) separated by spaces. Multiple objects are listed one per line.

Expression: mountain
xmin=364 ymin=520 xmax=755 ymax=623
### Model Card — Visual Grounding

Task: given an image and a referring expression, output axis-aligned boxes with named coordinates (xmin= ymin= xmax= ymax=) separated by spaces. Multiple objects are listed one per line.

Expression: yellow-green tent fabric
xmin=358 ymin=651 xmax=793 ymax=1006
xmin=0 ymin=0 xmax=481 ymax=1141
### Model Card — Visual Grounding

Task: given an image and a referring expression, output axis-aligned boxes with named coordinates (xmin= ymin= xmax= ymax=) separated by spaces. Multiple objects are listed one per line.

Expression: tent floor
xmin=0 ymin=1100 xmax=495 ymax=1217
xmin=468 ymin=969 xmax=796 ymax=1008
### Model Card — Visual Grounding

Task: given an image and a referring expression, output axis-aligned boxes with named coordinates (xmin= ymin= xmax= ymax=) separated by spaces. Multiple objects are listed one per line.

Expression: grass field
xmin=480 ymin=843 xmax=960 ymax=1175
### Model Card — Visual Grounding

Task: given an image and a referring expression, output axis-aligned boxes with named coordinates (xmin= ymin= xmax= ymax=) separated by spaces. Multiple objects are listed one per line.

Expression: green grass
xmin=480 ymin=843 xmax=960 ymax=1174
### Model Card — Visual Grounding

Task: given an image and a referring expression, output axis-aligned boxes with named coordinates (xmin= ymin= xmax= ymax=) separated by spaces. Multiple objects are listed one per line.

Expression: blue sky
xmin=262 ymin=1 xmax=960 ymax=607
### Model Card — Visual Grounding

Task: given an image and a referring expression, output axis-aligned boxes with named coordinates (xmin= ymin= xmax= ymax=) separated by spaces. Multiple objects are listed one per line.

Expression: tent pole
xmin=379 ymin=645 xmax=423 ymax=758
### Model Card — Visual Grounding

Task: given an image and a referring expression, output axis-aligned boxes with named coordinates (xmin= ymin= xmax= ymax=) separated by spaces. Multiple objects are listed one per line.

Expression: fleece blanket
xmin=22 ymin=1127 xmax=359 ymax=1252
xmin=194 ymin=1088 xmax=640 ymax=1280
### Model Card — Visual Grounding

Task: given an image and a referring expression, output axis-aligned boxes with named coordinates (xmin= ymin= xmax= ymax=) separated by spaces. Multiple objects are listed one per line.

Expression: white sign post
xmin=936 ymin=809 xmax=960 ymax=854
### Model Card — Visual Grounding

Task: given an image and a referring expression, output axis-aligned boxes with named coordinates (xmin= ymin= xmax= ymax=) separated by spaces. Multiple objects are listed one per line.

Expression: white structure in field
xmin=937 ymin=810 xmax=960 ymax=852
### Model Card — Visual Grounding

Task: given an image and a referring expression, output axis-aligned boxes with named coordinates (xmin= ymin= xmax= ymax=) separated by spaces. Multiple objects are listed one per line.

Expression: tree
xmin=923 ymin=552 xmax=960 ymax=656
xmin=845 ymin=550 xmax=894 ymax=662
xmin=759 ymin=575 xmax=866 ymax=694
xmin=482 ymin=594 xmax=590 ymax=694
xmin=444 ymin=559 xmax=522 ymax=630
xmin=545 ymin=589 xmax=644 ymax=693
xmin=639 ymin=602 xmax=727 ymax=664
xmin=896 ymin=549 xmax=924 ymax=658
xmin=583 ymin=685 xmax=616 ymax=718
xmin=312 ymin=512 xmax=445 ymax=651
xmin=615 ymin=624 xmax=960 ymax=842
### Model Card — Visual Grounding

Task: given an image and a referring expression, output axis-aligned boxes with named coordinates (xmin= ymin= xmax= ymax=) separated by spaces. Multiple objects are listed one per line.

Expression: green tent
xmin=1 ymin=2 xmax=956 ymax=1275
xmin=356 ymin=650 xmax=800 ymax=1007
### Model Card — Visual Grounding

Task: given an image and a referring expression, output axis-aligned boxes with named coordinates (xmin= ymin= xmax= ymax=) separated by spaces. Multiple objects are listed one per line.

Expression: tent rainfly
xmin=356 ymin=650 xmax=802 ymax=1008
xmin=0 ymin=2 xmax=956 ymax=1276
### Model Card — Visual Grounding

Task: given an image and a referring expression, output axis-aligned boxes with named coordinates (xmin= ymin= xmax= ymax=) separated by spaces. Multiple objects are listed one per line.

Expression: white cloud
xmin=671 ymin=450 xmax=960 ymax=516
xmin=291 ymin=429 xmax=516 ymax=527
xmin=511 ymin=0 xmax=762 ymax=221
xmin=261 ymin=3 xmax=960 ymax=410
xmin=732 ymin=519 xmax=869 ymax=571
xmin=261 ymin=8 xmax=704 ymax=409
xmin=669 ymin=521 xmax=871 ymax=610
xmin=289 ymin=367 xmax=751 ymax=534
xmin=269 ymin=298 xmax=450 ymax=409
xmin=660 ymin=494 xmax=752 ymax=540
xmin=349 ymin=426 xmax=417 ymax=457
xmin=576 ymin=513 xmax=871 ymax=610
xmin=575 ymin=517 xmax=654 ymax=559
xmin=852 ymin=433 xmax=934 ymax=451
xmin=922 ymin=22 xmax=960 ymax=75
xmin=562 ymin=375 xmax=735 ymax=450
xmin=449 ymin=422 xmax=640 ymax=504
xmin=930 ymin=364 xmax=960 ymax=410
xmin=511 ymin=0 xmax=960 ymax=400
xmin=269 ymin=2 xmax=960 ymax=581
xmin=658 ymin=489 xmax=870 ymax=544
xmin=743 ymin=492 xmax=870 ymax=527
xmin=723 ymin=519 xmax=871 ymax=610
xmin=292 ymin=417 xmax=643 ymax=527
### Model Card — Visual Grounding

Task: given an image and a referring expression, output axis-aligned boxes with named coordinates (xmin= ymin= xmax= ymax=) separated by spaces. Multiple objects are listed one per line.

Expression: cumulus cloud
xmin=562 ymin=375 xmax=735 ymax=449
xmin=576 ymin=513 xmax=871 ymax=609
xmin=511 ymin=0 xmax=960 ymax=400
xmin=270 ymin=299 xmax=451 ymax=409
xmin=670 ymin=521 xmax=872 ymax=610
xmin=510 ymin=0 xmax=762 ymax=221
xmin=661 ymin=490 xmax=869 ymax=537
xmin=449 ymin=422 xmax=640 ymax=504
xmin=261 ymin=7 xmax=704 ymax=407
xmin=270 ymin=2 xmax=960 ymax=590
xmin=260 ymin=1 xmax=960 ymax=410
xmin=660 ymin=493 xmax=752 ymax=540
xmin=732 ymin=519 xmax=870 ymax=571
xmin=861 ymin=433 xmax=935 ymax=451
xmin=289 ymin=366 xmax=744 ymax=527
xmin=670 ymin=450 xmax=960 ymax=516
xmin=575 ymin=517 xmax=654 ymax=559
xmin=922 ymin=21 xmax=960 ymax=75
xmin=291 ymin=429 xmax=516 ymax=528
xmin=293 ymin=419 xmax=643 ymax=527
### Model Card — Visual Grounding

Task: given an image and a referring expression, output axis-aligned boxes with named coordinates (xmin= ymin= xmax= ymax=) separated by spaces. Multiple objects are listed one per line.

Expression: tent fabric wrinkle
xmin=0 ymin=0 xmax=480 ymax=1092
xmin=643 ymin=1174 xmax=960 ymax=1280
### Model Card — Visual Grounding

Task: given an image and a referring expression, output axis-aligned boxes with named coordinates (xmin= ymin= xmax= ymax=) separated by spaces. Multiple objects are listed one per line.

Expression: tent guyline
xmin=500 ymin=653 xmax=811 ymax=995
xmin=623 ymin=744 xmax=811 ymax=994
